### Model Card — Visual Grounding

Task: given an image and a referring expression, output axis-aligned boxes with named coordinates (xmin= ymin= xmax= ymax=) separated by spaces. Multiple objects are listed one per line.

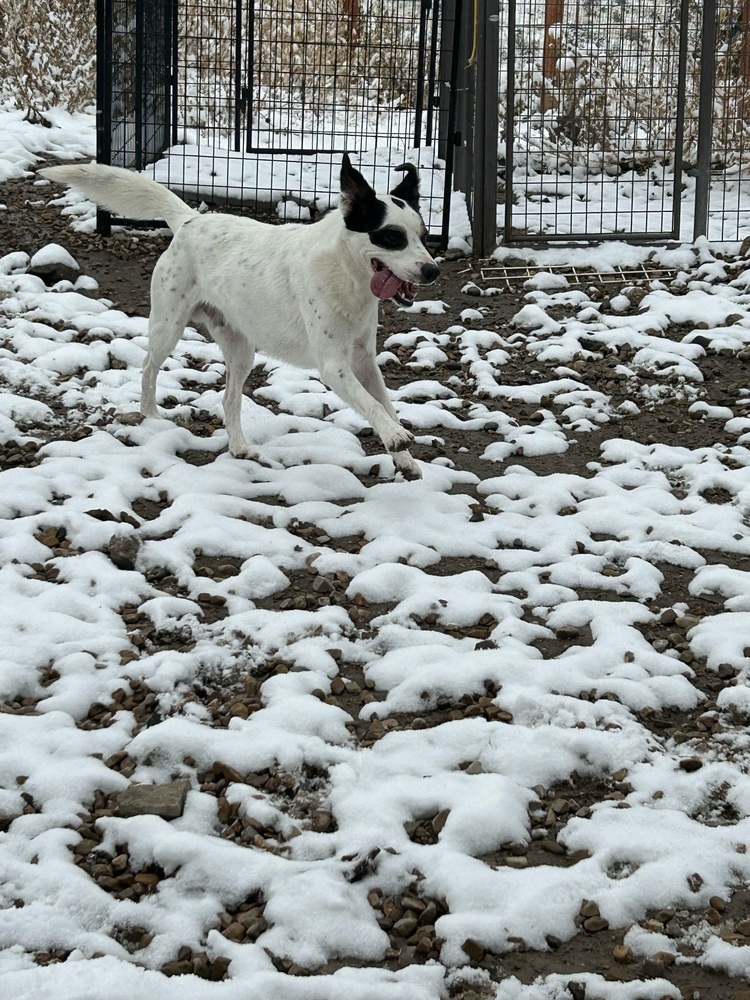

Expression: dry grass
xmin=0 ymin=0 xmax=95 ymax=119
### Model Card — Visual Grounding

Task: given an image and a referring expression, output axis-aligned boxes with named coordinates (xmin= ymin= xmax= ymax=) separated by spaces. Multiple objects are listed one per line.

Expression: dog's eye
xmin=369 ymin=226 xmax=408 ymax=251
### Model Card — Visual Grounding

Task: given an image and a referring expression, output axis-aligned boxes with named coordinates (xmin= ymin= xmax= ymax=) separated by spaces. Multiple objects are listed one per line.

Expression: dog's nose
xmin=421 ymin=262 xmax=440 ymax=283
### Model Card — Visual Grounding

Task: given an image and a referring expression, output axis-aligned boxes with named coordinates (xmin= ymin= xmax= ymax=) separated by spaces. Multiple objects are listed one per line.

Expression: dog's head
xmin=339 ymin=153 xmax=440 ymax=306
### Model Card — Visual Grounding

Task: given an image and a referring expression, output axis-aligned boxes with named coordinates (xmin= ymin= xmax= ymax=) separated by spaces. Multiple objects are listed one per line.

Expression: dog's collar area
xmin=370 ymin=259 xmax=415 ymax=306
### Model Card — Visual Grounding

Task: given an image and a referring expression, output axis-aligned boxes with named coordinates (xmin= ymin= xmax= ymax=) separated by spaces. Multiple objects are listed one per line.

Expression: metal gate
xmin=97 ymin=0 xmax=460 ymax=243
xmin=501 ymin=0 xmax=691 ymax=243
xmin=497 ymin=0 xmax=750 ymax=246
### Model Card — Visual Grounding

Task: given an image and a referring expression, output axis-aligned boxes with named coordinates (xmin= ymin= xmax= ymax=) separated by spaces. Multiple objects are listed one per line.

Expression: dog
xmin=40 ymin=156 xmax=440 ymax=479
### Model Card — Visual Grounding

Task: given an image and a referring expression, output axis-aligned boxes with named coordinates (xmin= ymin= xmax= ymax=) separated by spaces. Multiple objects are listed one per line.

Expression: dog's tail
xmin=39 ymin=163 xmax=197 ymax=233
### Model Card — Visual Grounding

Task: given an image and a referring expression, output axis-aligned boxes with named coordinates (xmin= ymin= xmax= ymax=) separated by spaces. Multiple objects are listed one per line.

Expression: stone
xmin=462 ymin=937 xmax=485 ymax=962
xmin=106 ymin=534 xmax=140 ymax=571
xmin=392 ymin=915 xmax=419 ymax=937
xmin=116 ymin=780 xmax=190 ymax=819
xmin=579 ymin=899 xmax=600 ymax=918
xmin=641 ymin=957 xmax=665 ymax=978
xmin=583 ymin=916 xmax=609 ymax=933
xmin=28 ymin=243 xmax=80 ymax=285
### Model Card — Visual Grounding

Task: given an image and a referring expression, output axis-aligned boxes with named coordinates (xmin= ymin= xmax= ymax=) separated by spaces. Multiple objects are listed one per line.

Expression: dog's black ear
xmin=390 ymin=162 xmax=420 ymax=212
xmin=340 ymin=153 xmax=384 ymax=232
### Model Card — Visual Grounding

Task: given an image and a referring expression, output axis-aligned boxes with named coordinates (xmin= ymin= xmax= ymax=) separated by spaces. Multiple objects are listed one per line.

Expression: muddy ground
xmin=2 ymin=167 xmax=750 ymax=998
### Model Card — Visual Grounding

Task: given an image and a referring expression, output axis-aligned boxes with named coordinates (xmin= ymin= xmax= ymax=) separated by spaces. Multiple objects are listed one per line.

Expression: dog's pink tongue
xmin=370 ymin=266 xmax=404 ymax=301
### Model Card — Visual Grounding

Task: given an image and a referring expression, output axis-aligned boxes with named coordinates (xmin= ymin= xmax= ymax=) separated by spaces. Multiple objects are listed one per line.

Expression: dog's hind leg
xmin=141 ymin=257 xmax=195 ymax=418
xmin=141 ymin=307 xmax=192 ymax=418
xmin=205 ymin=318 xmax=256 ymax=458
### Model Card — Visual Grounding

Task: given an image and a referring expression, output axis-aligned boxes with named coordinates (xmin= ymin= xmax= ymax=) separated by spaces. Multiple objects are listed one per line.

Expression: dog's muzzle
xmin=371 ymin=259 xmax=440 ymax=306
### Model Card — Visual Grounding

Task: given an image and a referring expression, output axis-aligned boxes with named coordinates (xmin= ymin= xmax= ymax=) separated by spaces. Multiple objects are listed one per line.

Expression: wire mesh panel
xmin=126 ymin=0 xmax=456 ymax=239
xmin=503 ymin=0 xmax=690 ymax=242
xmin=703 ymin=0 xmax=750 ymax=241
xmin=101 ymin=0 xmax=173 ymax=170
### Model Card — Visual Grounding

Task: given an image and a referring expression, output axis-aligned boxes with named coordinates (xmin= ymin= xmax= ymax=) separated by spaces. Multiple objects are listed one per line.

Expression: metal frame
xmin=97 ymin=1 xmax=750 ymax=250
xmin=97 ymin=0 xmax=460 ymax=243
xmin=502 ymin=0 xmax=692 ymax=245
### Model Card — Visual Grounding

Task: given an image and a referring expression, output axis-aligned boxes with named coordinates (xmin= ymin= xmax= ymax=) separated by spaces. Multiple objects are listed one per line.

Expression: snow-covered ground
xmin=2 ymin=103 xmax=750 ymax=1000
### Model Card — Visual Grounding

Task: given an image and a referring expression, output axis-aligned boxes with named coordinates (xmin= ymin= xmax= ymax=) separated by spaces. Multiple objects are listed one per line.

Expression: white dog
xmin=40 ymin=156 xmax=440 ymax=479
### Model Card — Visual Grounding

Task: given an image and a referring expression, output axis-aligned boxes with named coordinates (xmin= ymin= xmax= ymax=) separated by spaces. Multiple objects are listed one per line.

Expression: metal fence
xmin=97 ymin=0 xmax=750 ymax=250
xmin=500 ymin=0 xmax=750 ymax=245
xmin=97 ymin=0 xmax=460 ymax=243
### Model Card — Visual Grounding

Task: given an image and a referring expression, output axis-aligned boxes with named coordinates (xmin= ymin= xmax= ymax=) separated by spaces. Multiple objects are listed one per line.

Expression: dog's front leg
xmin=317 ymin=358 xmax=421 ymax=479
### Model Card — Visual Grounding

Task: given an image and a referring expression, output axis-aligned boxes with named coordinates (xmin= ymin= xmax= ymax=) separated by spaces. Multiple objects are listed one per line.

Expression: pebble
xmin=461 ymin=938 xmax=485 ymax=962
xmin=116 ymin=780 xmax=190 ymax=819
xmin=583 ymin=916 xmax=609 ymax=933
xmin=641 ymin=957 xmax=665 ymax=978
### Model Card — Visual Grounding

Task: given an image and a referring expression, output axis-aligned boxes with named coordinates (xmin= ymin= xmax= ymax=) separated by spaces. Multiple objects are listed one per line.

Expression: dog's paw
xmin=229 ymin=444 xmax=259 ymax=461
xmin=393 ymin=451 xmax=422 ymax=480
xmin=384 ymin=424 xmax=414 ymax=454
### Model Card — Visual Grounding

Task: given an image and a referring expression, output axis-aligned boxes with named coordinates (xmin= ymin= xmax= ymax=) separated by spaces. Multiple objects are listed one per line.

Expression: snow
xmin=2 ymin=101 xmax=750 ymax=999
xmin=28 ymin=243 xmax=80 ymax=272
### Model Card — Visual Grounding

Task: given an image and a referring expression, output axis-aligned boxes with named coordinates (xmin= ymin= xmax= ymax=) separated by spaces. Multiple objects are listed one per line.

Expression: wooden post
xmin=742 ymin=0 xmax=750 ymax=83
xmin=342 ymin=0 xmax=360 ymax=41
xmin=540 ymin=0 xmax=564 ymax=113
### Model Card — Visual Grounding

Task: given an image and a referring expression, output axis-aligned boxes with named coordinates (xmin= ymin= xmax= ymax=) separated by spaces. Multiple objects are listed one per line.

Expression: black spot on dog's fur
xmin=391 ymin=197 xmax=406 ymax=210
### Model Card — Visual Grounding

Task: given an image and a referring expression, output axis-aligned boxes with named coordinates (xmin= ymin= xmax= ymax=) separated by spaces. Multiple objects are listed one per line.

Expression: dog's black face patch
xmin=369 ymin=225 xmax=409 ymax=251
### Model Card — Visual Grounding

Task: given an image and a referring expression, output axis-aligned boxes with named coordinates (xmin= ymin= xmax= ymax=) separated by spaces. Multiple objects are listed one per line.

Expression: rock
xmin=161 ymin=959 xmax=193 ymax=976
xmin=432 ymin=808 xmax=450 ymax=835
xmin=221 ymin=921 xmax=245 ymax=942
xmin=613 ymin=943 xmax=634 ymax=964
xmin=641 ymin=956 xmax=665 ymax=978
xmin=28 ymin=243 xmax=80 ymax=284
xmin=679 ymin=757 xmax=703 ymax=772
xmin=461 ymin=938 xmax=485 ymax=962
xmin=539 ymin=839 xmax=566 ymax=855
xmin=583 ymin=916 xmax=609 ymax=933
xmin=116 ymin=780 xmax=190 ymax=819
xmin=106 ymin=534 xmax=140 ymax=571
xmin=392 ymin=914 xmax=419 ymax=937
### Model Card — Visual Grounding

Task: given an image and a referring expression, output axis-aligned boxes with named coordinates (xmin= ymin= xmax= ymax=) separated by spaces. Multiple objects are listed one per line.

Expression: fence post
xmin=471 ymin=0 xmax=500 ymax=256
xmin=96 ymin=0 xmax=112 ymax=236
xmin=453 ymin=0 xmax=475 ymax=199
xmin=437 ymin=0 xmax=456 ymax=162
xmin=693 ymin=0 xmax=717 ymax=241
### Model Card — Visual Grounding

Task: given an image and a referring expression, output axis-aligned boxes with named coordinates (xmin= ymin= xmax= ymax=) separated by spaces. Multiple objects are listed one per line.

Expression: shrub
xmin=0 ymin=0 xmax=96 ymax=119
